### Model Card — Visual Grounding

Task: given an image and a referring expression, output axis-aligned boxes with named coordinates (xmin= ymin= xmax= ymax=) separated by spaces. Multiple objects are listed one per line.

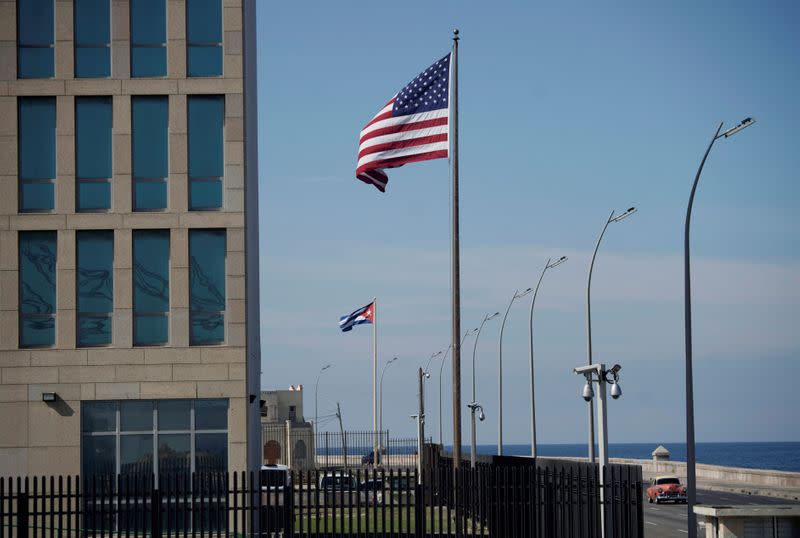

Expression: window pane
xmin=158 ymin=433 xmax=191 ymax=476
xmin=82 ymin=401 xmax=116 ymax=432
xmin=77 ymin=182 xmax=111 ymax=211
xmin=188 ymin=96 xmax=224 ymax=179
xmin=121 ymin=401 xmax=153 ymax=431
xmin=19 ymin=182 xmax=54 ymax=212
xmin=187 ymin=0 xmax=222 ymax=43
xmin=19 ymin=231 xmax=56 ymax=347
xmin=76 ymin=47 xmax=111 ymax=78
xmin=158 ymin=400 xmax=190 ymax=430
xmin=134 ymin=314 xmax=168 ymax=346
xmin=18 ymin=0 xmax=54 ymax=78
xmin=75 ymin=0 xmax=110 ymax=45
xmin=132 ymin=96 xmax=168 ymax=209
xmin=82 ymin=435 xmax=116 ymax=477
xmin=131 ymin=47 xmax=166 ymax=78
xmin=18 ymin=48 xmax=54 ymax=79
xmin=77 ymin=231 xmax=113 ymax=346
xmin=76 ymin=97 xmax=112 ymax=210
xmin=189 ymin=230 xmax=225 ymax=345
xmin=195 ymin=433 xmax=227 ymax=473
xmin=133 ymin=181 xmax=167 ymax=211
xmin=133 ymin=230 xmax=169 ymax=308
xmin=189 ymin=180 xmax=222 ymax=210
xmin=19 ymin=98 xmax=56 ymax=211
xmin=120 ymin=434 xmax=153 ymax=476
xmin=194 ymin=399 xmax=227 ymax=430
xmin=187 ymin=46 xmax=222 ymax=77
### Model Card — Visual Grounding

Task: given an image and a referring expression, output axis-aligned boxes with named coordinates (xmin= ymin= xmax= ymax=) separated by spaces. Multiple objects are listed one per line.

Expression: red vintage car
xmin=646 ymin=476 xmax=688 ymax=504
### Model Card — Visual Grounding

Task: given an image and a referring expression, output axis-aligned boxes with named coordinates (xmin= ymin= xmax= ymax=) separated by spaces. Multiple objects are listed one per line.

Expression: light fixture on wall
xmin=42 ymin=392 xmax=57 ymax=402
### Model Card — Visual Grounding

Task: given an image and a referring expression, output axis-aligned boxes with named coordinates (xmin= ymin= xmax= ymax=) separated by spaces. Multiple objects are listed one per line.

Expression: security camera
xmin=611 ymin=382 xmax=622 ymax=400
xmin=478 ymin=409 xmax=485 ymax=422
xmin=582 ymin=381 xmax=594 ymax=402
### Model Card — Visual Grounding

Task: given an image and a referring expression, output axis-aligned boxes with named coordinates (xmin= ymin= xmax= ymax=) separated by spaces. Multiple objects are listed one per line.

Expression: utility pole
xmin=416 ymin=367 xmax=425 ymax=483
xmin=336 ymin=402 xmax=347 ymax=469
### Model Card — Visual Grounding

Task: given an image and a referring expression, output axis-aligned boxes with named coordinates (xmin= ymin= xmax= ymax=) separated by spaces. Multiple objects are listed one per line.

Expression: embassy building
xmin=0 ymin=0 xmax=261 ymax=480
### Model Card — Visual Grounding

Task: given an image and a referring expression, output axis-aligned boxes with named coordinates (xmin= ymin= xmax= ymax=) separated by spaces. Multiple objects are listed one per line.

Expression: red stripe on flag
xmin=358 ymin=133 xmax=449 ymax=160
xmin=359 ymin=117 xmax=449 ymax=144
xmin=357 ymin=173 xmax=386 ymax=192
xmin=361 ymin=98 xmax=396 ymax=130
xmin=356 ymin=149 xmax=448 ymax=176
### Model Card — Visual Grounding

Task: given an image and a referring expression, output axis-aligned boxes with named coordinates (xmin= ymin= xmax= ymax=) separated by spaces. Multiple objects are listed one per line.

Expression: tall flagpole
xmin=450 ymin=29 xmax=462 ymax=469
xmin=373 ymin=297 xmax=379 ymax=463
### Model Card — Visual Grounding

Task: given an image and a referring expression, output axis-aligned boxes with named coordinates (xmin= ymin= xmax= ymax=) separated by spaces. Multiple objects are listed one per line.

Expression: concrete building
xmin=0 ymin=0 xmax=258 ymax=480
xmin=261 ymin=386 xmax=315 ymax=469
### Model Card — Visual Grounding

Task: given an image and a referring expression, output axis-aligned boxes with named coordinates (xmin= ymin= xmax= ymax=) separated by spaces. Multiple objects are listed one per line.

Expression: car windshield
xmin=322 ymin=475 xmax=357 ymax=489
xmin=656 ymin=478 xmax=680 ymax=485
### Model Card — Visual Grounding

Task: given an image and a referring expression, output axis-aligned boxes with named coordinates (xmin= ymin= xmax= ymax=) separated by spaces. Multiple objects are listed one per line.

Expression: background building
xmin=0 ymin=0 xmax=256 ymax=480
xmin=261 ymin=386 xmax=315 ymax=469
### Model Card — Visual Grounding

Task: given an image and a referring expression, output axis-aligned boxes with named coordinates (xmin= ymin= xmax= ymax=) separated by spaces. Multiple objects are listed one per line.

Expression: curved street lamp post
xmin=498 ymin=288 xmax=533 ymax=455
xmin=378 ymin=356 xmax=398 ymax=464
xmin=586 ymin=206 xmax=636 ymax=462
xmin=470 ymin=312 xmax=499 ymax=467
xmin=438 ymin=328 xmax=478 ymax=446
xmin=314 ymin=364 xmax=332 ymax=435
xmin=528 ymin=256 xmax=567 ymax=457
xmin=685 ymin=117 xmax=755 ymax=537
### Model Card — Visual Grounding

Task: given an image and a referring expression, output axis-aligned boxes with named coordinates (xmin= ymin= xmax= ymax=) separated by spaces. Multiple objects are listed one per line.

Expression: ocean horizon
xmin=444 ymin=442 xmax=800 ymax=473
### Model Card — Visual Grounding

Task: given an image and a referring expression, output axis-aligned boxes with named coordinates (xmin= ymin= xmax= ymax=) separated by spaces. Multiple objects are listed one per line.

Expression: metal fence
xmin=0 ymin=461 xmax=643 ymax=537
xmin=261 ymin=426 xmax=425 ymax=470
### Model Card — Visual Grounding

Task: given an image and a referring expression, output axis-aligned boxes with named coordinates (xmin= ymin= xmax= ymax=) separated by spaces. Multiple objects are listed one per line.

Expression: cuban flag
xmin=339 ymin=302 xmax=375 ymax=332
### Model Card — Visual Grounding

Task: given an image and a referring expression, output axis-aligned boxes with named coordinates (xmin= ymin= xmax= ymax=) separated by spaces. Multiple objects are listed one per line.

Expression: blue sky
xmin=255 ymin=2 xmax=800 ymax=445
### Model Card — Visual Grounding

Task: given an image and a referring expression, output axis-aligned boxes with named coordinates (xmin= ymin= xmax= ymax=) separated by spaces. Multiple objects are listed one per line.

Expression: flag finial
xmin=453 ymin=28 xmax=459 ymax=41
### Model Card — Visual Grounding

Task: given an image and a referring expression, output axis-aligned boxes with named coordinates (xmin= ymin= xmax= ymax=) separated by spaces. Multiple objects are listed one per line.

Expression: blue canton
xmin=392 ymin=53 xmax=450 ymax=117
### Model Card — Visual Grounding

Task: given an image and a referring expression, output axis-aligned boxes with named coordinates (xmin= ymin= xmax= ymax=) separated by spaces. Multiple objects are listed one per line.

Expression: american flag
xmin=356 ymin=53 xmax=451 ymax=192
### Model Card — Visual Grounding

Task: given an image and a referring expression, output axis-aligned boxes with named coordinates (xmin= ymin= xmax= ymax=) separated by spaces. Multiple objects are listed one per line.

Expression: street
xmin=644 ymin=489 xmax=798 ymax=537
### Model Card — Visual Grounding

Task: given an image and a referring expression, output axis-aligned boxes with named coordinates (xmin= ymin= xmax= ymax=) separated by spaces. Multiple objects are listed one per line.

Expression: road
xmin=644 ymin=489 xmax=798 ymax=538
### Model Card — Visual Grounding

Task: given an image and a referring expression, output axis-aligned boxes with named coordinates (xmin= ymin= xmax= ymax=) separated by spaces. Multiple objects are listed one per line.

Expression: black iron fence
xmin=261 ymin=426 xmax=424 ymax=470
xmin=0 ymin=461 xmax=643 ymax=537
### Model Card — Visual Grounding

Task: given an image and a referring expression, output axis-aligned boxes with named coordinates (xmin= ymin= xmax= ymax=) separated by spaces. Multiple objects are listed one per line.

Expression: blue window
xmin=133 ymin=230 xmax=169 ymax=346
xmin=77 ymin=231 xmax=113 ymax=347
xmin=132 ymin=96 xmax=168 ymax=210
xmin=18 ymin=97 xmax=56 ymax=212
xmin=188 ymin=96 xmax=224 ymax=210
xmin=74 ymin=0 xmax=111 ymax=78
xmin=19 ymin=231 xmax=56 ymax=348
xmin=189 ymin=229 xmax=225 ymax=345
xmin=186 ymin=0 xmax=222 ymax=77
xmin=76 ymin=97 xmax=112 ymax=211
xmin=130 ymin=0 xmax=166 ymax=77
xmin=17 ymin=0 xmax=54 ymax=78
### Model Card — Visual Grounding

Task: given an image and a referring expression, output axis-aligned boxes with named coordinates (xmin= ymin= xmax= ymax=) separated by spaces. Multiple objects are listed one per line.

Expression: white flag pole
xmin=373 ymin=297 xmax=378 ymax=463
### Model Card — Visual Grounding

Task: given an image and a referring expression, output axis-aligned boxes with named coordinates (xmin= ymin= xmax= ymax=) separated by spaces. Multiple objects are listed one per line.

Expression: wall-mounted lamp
xmin=42 ymin=392 xmax=57 ymax=402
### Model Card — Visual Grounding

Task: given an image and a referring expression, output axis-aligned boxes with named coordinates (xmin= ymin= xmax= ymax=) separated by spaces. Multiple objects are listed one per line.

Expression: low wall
xmin=540 ymin=456 xmax=800 ymax=500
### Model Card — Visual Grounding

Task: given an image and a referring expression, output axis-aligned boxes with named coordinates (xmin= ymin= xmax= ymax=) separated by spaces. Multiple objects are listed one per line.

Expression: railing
xmin=0 ymin=461 xmax=643 ymax=537
xmin=261 ymin=426 xmax=425 ymax=470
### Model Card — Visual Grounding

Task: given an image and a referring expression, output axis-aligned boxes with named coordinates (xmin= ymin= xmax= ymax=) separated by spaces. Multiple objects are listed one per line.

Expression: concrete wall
xmin=0 ymin=0 xmax=250 ymax=477
xmin=261 ymin=389 xmax=305 ymax=423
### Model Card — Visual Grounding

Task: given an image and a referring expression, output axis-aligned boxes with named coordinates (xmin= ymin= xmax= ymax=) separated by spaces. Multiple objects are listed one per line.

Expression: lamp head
xmin=582 ymin=380 xmax=595 ymax=402
xmin=548 ymin=256 xmax=568 ymax=269
xmin=321 ymin=364 xmax=331 ymax=372
xmin=722 ymin=117 xmax=755 ymax=138
xmin=611 ymin=382 xmax=622 ymax=400
xmin=486 ymin=312 xmax=500 ymax=321
xmin=478 ymin=408 xmax=486 ymax=421
xmin=611 ymin=207 xmax=637 ymax=223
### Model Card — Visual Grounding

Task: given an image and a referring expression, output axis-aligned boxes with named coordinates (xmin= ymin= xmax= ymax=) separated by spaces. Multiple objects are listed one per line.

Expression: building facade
xmin=261 ymin=387 xmax=315 ymax=469
xmin=0 ymin=0 xmax=255 ymax=480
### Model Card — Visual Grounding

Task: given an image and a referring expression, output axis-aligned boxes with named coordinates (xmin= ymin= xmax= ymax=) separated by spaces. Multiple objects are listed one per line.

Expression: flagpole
xmin=450 ymin=29 xmax=462 ymax=469
xmin=373 ymin=297 xmax=378 ymax=464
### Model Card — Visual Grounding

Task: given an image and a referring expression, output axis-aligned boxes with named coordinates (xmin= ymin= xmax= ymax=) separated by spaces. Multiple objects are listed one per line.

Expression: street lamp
xmin=498 ymin=288 xmax=533 ymax=455
xmin=314 ymin=364 xmax=332 ymax=435
xmin=471 ymin=312 xmax=499 ymax=468
xmin=685 ymin=117 xmax=754 ymax=537
xmin=574 ymin=362 xmax=623 ymax=538
xmin=378 ymin=356 xmax=398 ymax=464
xmin=439 ymin=328 xmax=478 ymax=445
xmin=528 ymin=256 xmax=567 ymax=458
xmin=423 ymin=350 xmax=443 ymax=378
xmin=586 ymin=206 xmax=636 ymax=462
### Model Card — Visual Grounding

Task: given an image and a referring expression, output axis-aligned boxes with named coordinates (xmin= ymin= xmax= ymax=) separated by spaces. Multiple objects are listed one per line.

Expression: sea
xmin=460 ymin=442 xmax=800 ymax=473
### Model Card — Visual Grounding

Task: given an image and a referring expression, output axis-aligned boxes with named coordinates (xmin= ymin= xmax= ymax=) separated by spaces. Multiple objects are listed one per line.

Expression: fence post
xmin=286 ymin=420 xmax=293 ymax=468
xmin=16 ymin=491 xmax=28 ymax=538
xmin=151 ymin=488 xmax=162 ymax=538
xmin=325 ymin=431 xmax=329 ymax=469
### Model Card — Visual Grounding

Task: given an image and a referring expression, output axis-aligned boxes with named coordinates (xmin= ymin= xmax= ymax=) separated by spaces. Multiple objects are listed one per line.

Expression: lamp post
xmin=586 ymin=207 xmax=636 ymax=462
xmin=378 ymin=356 xmax=398 ymax=464
xmin=528 ymin=256 xmax=567 ymax=458
xmin=574 ymin=363 xmax=623 ymax=538
xmin=470 ymin=312 xmax=499 ymax=467
xmin=314 ymin=364 xmax=332 ymax=435
xmin=498 ymin=288 xmax=533 ymax=455
xmin=685 ymin=117 xmax=755 ymax=537
xmin=439 ymin=329 xmax=478 ymax=446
